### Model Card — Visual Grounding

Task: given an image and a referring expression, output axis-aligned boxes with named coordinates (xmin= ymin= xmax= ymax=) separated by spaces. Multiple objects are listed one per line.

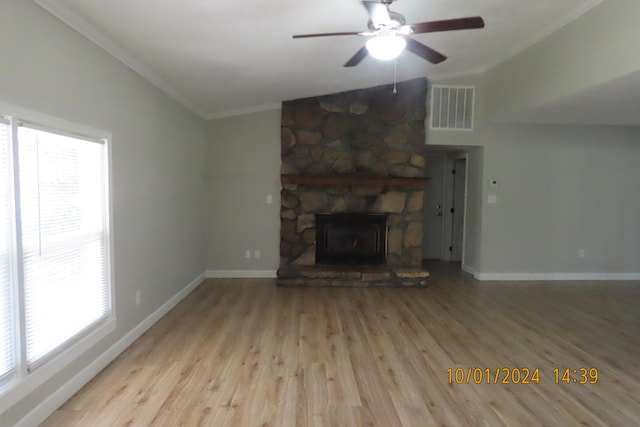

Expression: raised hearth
xmin=278 ymin=265 xmax=430 ymax=288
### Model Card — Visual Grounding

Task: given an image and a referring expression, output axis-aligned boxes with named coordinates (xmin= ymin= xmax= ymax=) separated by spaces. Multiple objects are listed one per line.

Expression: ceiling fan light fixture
xmin=399 ymin=25 xmax=414 ymax=35
xmin=365 ymin=33 xmax=406 ymax=60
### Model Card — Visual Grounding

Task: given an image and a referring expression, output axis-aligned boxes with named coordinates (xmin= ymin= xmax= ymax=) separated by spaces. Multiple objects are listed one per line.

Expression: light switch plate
xmin=488 ymin=194 xmax=497 ymax=204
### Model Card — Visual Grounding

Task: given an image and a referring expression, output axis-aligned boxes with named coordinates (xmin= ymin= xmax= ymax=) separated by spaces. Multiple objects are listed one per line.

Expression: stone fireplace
xmin=277 ymin=78 xmax=430 ymax=287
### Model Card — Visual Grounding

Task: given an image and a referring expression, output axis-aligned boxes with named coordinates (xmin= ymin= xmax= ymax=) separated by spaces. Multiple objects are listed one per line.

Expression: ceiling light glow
xmin=366 ymin=33 xmax=406 ymax=60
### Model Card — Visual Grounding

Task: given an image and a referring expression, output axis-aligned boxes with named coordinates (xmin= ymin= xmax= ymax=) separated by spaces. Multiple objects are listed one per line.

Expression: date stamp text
xmin=446 ymin=367 xmax=599 ymax=385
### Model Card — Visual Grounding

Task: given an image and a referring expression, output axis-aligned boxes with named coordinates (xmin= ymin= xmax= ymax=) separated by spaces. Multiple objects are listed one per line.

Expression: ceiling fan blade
xmin=293 ymin=31 xmax=362 ymax=38
xmin=402 ymin=37 xmax=447 ymax=64
xmin=344 ymin=46 xmax=369 ymax=67
xmin=410 ymin=16 xmax=485 ymax=34
xmin=362 ymin=1 xmax=391 ymax=28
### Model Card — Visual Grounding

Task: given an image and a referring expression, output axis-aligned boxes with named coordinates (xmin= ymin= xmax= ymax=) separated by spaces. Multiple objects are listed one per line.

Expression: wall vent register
xmin=430 ymin=85 xmax=475 ymax=130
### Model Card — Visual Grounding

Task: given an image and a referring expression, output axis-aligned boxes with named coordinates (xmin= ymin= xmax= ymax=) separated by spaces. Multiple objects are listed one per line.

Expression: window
xmin=0 ymin=113 xmax=112 ymax=396
xmin=0 ymin=118 xmax=14 ymax=382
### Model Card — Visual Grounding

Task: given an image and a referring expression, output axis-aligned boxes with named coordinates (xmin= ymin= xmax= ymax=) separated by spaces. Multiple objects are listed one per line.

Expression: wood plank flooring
xmin=42 ymin=262 xmax=640 ymax=426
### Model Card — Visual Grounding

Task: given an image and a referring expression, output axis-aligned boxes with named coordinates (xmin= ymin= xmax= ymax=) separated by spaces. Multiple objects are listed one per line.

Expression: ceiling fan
xmin=292 ymin=0 xmax=484 ymax=67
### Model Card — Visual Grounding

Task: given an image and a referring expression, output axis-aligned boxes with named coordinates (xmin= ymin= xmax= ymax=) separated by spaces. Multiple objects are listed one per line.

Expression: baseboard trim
xmin=476 ymin=272 xmax=640 ymax=281
xmin=16 ymin=272 xmax=206 ymax=427
xmin=206 ymin=270 xmax=277 ymax=278
xmin=461 ymin=264 xmax=479 ymax=278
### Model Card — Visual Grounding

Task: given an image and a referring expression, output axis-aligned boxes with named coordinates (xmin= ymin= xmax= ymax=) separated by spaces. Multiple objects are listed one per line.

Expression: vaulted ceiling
xmin=36 ymin=0 xmax=602 ymax=119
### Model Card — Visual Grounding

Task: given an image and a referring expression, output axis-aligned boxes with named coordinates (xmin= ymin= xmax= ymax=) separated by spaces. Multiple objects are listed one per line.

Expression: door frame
xmin=441 ymin=151 xmax=468 ymax=263
xmin=422 ymin=151 xmax=447 ymax=260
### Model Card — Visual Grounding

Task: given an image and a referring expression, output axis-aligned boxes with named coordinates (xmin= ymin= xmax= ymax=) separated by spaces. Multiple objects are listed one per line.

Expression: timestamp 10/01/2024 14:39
xmin=446 ymin=367 xmax=599 ymax=385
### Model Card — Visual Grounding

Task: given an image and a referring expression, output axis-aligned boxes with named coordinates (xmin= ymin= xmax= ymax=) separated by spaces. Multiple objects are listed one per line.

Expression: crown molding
xmin=34 ymin=0 xmax=603 ymax=121
xmin=205 ymin=103 xmax=282 ymax=121
xmin=33 ymin=0 xmax=208 ymax=119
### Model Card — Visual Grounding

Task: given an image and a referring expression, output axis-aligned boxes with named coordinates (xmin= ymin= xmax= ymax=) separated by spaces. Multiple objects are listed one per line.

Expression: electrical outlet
xmin=245 ymin=250 xmax=251 ymax=259
xmin=578 ymin=249 xmax=585 ymax=258
xmin=135 ymin=290 xmax=141 ymax=306
xmin=266 ymin=195 xmax=273 ymax=204
xmin=254 ymin=250 xmax=261 ymax=259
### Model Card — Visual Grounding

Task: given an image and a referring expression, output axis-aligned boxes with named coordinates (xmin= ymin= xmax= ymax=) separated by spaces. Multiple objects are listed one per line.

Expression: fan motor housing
xmin=368 ymin=11 xmax=406 ymax=31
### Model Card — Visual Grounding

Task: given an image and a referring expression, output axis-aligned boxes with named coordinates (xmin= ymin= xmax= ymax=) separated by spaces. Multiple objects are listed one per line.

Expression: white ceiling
xmin=36 ymin=0 xmax=601 ymax=120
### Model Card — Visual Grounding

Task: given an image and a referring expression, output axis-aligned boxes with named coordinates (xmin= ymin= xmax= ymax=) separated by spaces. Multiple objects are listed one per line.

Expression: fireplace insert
xmin=315 ymin=213 xmax=387 ymax=265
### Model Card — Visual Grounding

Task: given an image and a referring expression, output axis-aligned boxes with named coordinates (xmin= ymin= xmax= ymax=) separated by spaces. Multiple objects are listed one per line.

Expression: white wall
xmin=205 ymin=109 xmax=281 ymax=274
xmin=0 ymin=0 xmax=207 ymax=424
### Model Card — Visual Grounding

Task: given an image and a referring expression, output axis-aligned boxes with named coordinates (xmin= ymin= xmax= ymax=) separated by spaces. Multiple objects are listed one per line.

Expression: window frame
xmin=0 ymin=116 xmax=16 ymax=385
xmin=0 ymin=103 xmax=115 ymax=413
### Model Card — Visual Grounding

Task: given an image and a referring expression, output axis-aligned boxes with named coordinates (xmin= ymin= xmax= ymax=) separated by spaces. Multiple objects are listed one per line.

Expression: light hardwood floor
xmin=42 ymin=262 xmax=640 ymax=426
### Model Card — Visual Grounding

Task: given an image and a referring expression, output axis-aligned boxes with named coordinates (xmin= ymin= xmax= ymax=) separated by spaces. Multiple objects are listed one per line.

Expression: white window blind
xmin=17 ymin=126 xmax=108 ymax=367
xmin=0 ymin=118 xmax=15 ymax=380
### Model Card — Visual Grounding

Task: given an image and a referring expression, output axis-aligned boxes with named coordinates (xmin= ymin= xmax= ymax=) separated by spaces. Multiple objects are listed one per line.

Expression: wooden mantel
xmin=281 ymin=174 xmax=429 ymax=189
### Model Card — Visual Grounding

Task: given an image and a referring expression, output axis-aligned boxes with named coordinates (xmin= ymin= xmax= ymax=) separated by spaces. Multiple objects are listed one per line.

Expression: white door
xmin=451 ymin=158 xmax=466 ymax=261
xmin=422 ymin=153 xmax=445 ymax=259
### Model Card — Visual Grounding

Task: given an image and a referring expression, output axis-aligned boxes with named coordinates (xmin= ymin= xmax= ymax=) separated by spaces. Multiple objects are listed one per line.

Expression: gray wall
xmin=477 ymin=124 xmax=640 ymax=275
xmin=428 ymin=74 xmax=640 ymax=277
xmin=0 ymin=0 xmax=207 ymax=424
xmin=488 ymin=0 xmax=640 ymax=121
xmin=205 ymin=109 xmax=281 ymax=272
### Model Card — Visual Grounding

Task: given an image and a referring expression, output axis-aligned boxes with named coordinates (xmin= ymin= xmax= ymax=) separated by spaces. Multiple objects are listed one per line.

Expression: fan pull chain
xmin=393 ymin=58 xmax=398 ymax=94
